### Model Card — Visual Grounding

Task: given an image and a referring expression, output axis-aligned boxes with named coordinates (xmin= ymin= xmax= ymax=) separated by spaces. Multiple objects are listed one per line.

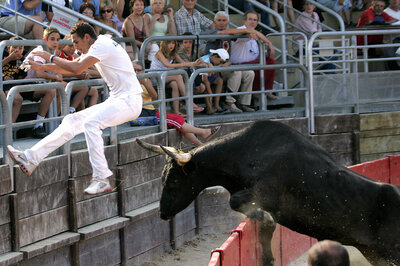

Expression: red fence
xmin=208 ymin=155 xmax=400 ymax=266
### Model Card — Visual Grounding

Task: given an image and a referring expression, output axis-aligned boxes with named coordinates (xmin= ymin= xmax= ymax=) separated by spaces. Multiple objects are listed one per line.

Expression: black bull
xmin=137 ymin=120 xmax=400 ymax=265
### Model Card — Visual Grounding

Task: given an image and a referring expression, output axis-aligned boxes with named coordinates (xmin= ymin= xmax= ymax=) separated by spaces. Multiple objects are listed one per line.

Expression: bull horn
xmin=136 ymin=138 xmax=166 ymax=154
xmin=160 ymin=145 xmax=192 ymax=166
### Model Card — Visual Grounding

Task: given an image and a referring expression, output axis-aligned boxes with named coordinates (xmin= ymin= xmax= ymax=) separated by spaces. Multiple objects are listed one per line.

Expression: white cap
xmin=209 ymin=49 xmax=229 ymax=61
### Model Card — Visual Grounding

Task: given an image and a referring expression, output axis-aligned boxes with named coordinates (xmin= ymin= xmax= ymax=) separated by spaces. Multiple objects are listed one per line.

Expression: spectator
xmin=73 ymin=0 xmax=100 ymax=17
xmin=270 ymin=0 xmax=296 ymax=26
xmin=228 ymin=0 xmax=272 ymax=27
xmin=174 ymin=0 xmax=214 ymax=36
xmin=149 ymin=39 xmax=203 ymax=115
xmin=134 ymin=61 xmax=220 ymax=147
xmin=200 ymin=49 xmax=229 ymax=114
xmin=0 ymin=0 xmax=44 ymax=40
xmin=122 ymin=0 xmax=147 ymax=53
xmin=117 ymin=0 xmax=149 ymax=21
xmin=385 ymin=0 xmax=400 ymax=20
xmin=205 ymin=11 xmax=255 ymax=113
xmin=24 ymin=27 xmax=60 ymax=138
xmin=178 ymin=33 xmax=206 ymax=112
xmin=308 ymin=240 xmax=350 ymax=266
xmin=95 ymin=1 xmax=119 ymax=35
xmin=219 ymin=11 xmax=277 ymax=100
xmin=144 ymin=0 xmax=177 ymax=61
xmin=316 ymin=0 xmax=354 ymax=27
xmin=383 ymin=0 xmax=400 ymax=69
xmin=357 ymin=0 xmax=396 ymax=46
xmin=79 ymin=2 xmax=96 ymax=23
xmin=2 ymin=36 xmax=26 ymax=123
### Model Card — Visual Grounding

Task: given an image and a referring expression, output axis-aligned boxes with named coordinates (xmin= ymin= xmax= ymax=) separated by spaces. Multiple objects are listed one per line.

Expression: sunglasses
xmin=101 ymin=9 xmax=112 ymax=13
xmin=134 ymin=68 xmax=143 ymax=72
xmin=83 ymin=10 xmax=93 ymax=14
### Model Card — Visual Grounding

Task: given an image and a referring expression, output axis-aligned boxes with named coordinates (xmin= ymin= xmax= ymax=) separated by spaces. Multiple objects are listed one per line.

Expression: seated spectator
xmin=0 ymin=0 xmax=44 ymax=40
xmin=42 ymin=0 xmax=69 ymax=23
xmin=144 ymin=0 xmax=177 ymax=61
xmin=383 ymin=0 xmax=400 ymax=70
xmin=385 ymin=0 xmax=400 ymax=20
xmin=219 ymin=11 xmax=277 ymax=100
xmin=117 ymin=0 xmax=149 ymax=21
xmin=134 ymin=61 xmax=220 ymax=147
xmin=270 ymin=0 xmax=296 ymax=26
xmin=73 ymin=0 xmax=100 ymax=17
xmin=79 ymin=2 xmax=96 ymax=24
xmin=308 ymin=240 xmax=350 ymax=266
xmin=316 ymin=0 xmax=354 ymax=27
xmin=24 ymin=27 xmax=61 ymax=138
xmin=95 ymin=1 xmax=119 ymax=35
xmin=149 ymin=39 xmax=203 ymax=116
xmin=205 ymin=11 xmax=255 ymax=114
xmin=2 ymin=37 xmax=26 ymax=123
xmin=357 ymin=0 xmax=396 ymax=47
xmin=174 ymin=0 xmax=214 ymax=54
xmin=178 ymin=33 xmax=206 ymax=112
xmin=122 ymin=0 xmax=146 ymax=59
xmin=200 ymin=49 xmax=229 ymax=115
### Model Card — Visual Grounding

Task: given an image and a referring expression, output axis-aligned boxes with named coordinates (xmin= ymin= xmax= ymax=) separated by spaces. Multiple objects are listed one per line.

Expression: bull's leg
xmin=230 ymin=189 xmax=276 ymax=266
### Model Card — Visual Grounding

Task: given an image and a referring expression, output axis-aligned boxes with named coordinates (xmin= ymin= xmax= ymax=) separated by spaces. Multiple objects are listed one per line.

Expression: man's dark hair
xmin=244 ymin=10 xmax=259 ymax=21
xmin=70 ymin=22 xmax=97 ymax=40
xmin=308 ymin=240 xmax=350 ymax=266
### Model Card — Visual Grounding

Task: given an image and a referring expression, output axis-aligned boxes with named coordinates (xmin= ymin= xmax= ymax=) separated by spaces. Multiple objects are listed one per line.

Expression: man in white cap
xmin=205 ymin=11 xmax=255 ymax=113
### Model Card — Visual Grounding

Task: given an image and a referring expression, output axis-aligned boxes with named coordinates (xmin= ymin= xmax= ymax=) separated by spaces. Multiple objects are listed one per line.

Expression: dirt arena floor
xmin=141 ymin=232 xmax=372 ymax=266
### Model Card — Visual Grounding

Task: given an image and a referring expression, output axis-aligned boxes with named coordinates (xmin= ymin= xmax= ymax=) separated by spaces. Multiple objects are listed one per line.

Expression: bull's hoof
xmin=248 ymin=209 xmax=276 ymax=227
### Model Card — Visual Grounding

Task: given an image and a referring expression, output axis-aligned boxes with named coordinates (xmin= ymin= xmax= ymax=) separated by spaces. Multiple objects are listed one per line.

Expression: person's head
xmin=372 ymin=0 xmax=386 ymax=15
xmin=209 ymin=48 xmax=229 ymax=65
xmin=100 ymin=1 xmax=114 ymax=20
xmin=61 ymin=34 xmax=75 ymax=57
xmin=181 ymin=32 xmax=194 ymax=52
xmin=214 ymin=11 xmax=229 ymax=30
xmin=160 ymin=39 xmax=178 ymax=57
xmin=70 ymin=22 xmax=97 ymax=54
xmin=132 ymin=60 xmax=144 ymax=74
xmin=7 ymin=36 xmax=24 ymax=56
xmin=43 ymin=27 xmax=61 ymax=52
xmin=303 ymin=1 xmax=316 ymax=14
xmin=389 ymin=0 xmax=400 ymax=9
xmin=182 ymin=0 xmax=197 ymax=12
xmin=243 ymin=11 xmax=259 ymax=29
xmin=130 ymin=0 xmax=145 ymax=15
xmin=150 ymin=0 xmax=164 ymax=14
xmin=79 ymin=2 xmax=95 ymax=18
xmin=308 ymin=240 xmax=350 ymax=266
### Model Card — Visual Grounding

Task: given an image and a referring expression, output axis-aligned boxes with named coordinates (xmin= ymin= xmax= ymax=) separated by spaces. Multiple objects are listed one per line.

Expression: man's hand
xmin=32 ymin=50 xmax=52 ymax=62
xmin=27 ymin=60 xmax=44 ymax=71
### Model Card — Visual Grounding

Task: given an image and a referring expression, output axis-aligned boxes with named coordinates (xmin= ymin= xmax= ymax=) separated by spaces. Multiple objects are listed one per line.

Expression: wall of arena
xmin=0 ymin=111 xmax=398 ymax=265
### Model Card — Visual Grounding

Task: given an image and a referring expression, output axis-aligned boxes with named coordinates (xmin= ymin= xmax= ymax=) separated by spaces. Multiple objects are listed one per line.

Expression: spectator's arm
xmin=155 ymin=51 xmax=202 ymax=68
xmin=2 ymin=51 xmax=22 ymax=67
xmin=144 ymin=13 xmax=161 ymax=37
xmin=143 ymin=78 xmax=158 ymax=100
xmin=23 ymin=0 xmax=42 ymax=10
xmin=167 ymin=10 xmax=177 ymax=35
xmin=116 ymin=0 xmax=125 ymax=21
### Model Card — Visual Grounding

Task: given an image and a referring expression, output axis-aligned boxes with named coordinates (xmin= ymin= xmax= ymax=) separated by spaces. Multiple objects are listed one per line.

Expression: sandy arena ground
xmin=141 ymin=232 xmax=372 ymax=266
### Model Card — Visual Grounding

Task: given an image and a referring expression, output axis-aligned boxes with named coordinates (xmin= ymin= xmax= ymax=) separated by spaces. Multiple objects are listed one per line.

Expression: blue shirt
xmin=1 ymin=0 xmax=42 ymax=16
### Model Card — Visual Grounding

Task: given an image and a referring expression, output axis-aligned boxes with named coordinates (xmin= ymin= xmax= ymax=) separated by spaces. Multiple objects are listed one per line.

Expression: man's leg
xmin=25 ymin=16 xmax=44 ymax=40
xmin=222 ymin=71 xmax=242 ymax=113
xmin=237 ymin=70 xmax=255 ymax=106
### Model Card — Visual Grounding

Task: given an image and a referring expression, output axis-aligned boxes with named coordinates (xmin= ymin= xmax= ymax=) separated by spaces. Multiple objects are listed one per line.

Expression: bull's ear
xmin=160 ymin=145 xmax=192 ymax=166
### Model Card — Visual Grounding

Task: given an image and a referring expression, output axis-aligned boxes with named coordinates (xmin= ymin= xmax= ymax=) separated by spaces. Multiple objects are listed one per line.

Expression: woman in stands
xmin=143 ymin=0 xmax=177 ymax=61
xmin=150 ymin=39 xmax=203 ymax=116
xmin=122 ymin=0 xmax=146 ymax=59
xmin=95 ymin=1 xmax=119 ymax=35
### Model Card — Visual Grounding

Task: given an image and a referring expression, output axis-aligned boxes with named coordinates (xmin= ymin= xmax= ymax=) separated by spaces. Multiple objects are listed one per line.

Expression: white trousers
xmin=24 ymin=93 xmax=143 ymax=180
xmin=222 ymin=70 xmax=255 ymax=106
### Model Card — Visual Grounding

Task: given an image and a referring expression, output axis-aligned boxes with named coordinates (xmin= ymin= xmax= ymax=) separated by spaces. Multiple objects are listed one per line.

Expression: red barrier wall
xmin=209 ymin=155 xmax=400 ymax=266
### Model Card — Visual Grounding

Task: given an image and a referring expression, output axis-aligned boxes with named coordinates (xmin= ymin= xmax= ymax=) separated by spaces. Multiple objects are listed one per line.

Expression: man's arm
xmin=31 ymin=50 xmax=99 ymax=74
xmin=22 ymin=0 xmax=42 ymax=10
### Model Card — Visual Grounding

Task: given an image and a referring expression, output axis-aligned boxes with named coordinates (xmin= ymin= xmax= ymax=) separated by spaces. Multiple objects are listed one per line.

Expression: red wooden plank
xmin=232 ymin=219 xmax=258 ymax=266
xmin=218 ymin=232 xmax=240 ymax=266
xmin=348 ymin=157 xmax=390 ymax=183
xmin=209 ymin=251 xmax=221 ymax=266
xmin=389 ymin=155 xmax=400 ymax=185
xmin=281 ymin=226 xmax=312 ymax=266
xmin=271 ymin=224 xmax=282 ymax=266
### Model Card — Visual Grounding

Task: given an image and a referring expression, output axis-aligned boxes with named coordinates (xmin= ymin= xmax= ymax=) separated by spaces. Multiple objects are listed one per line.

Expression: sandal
xmin=205 ymin=126 xmax=221 ymax=141
xmin=194 ymin=106 xmax=205 ymax=113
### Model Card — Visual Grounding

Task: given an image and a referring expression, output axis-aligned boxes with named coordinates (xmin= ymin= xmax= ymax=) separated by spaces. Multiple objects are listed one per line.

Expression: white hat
xmin=210 ymin=49 xmax=229 ymax=61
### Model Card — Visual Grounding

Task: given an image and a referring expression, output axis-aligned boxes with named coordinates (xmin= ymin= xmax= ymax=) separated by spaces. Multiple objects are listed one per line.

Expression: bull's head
xmin=136 ymin=139 xmax=203 ymax=220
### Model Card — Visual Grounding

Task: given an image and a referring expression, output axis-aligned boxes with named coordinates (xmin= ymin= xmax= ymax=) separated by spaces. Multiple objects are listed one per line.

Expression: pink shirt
xmin=293 ymin=11 xmax=321 ymax=53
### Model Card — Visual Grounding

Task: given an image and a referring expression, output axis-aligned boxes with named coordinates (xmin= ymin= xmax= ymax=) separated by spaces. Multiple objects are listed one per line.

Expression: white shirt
xmin=85 ymin=35 xmax=142 ymax=97
xmin=230 ymin=25 xmax=259 ymax=64
xmin=384 ymin=7 xmax=400 ymax=20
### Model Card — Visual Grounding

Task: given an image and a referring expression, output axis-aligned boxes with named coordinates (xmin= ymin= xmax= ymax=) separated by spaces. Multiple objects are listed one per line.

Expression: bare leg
xmin=213 ymin=77 xmax=223 ymax=111
xmin=5 ymin=91 xmax=23 ymax=123
xmin=25 ymin=16 xmax=44 ymax=40
xmin=33 ymin=89 xmax=56 ymax=117
xmin=70 ymin=86 xmax=89 ymax=109
xmin=166 ymin=77 xmax=180 ymax=114
xmin=87 ymin=87 xmax=99 ymax=107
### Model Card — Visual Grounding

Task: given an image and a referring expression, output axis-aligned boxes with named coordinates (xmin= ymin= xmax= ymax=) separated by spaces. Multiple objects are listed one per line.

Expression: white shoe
xmin=7 ymin=145 xmax=37 ymax=176
xmin=84 ymin=178 xmax=112 ymax=194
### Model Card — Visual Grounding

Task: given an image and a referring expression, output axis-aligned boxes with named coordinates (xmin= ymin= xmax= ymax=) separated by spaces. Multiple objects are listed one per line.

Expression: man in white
xmin=7 ymin=22 xmax=143 ymax=194
xmin=384 ymin=0 xmax=400 ymax=19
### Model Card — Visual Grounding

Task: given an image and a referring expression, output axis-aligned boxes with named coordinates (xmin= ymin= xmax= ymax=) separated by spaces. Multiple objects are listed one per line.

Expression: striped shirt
xmin=174 ymin=7 xmax=213 ymax=35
